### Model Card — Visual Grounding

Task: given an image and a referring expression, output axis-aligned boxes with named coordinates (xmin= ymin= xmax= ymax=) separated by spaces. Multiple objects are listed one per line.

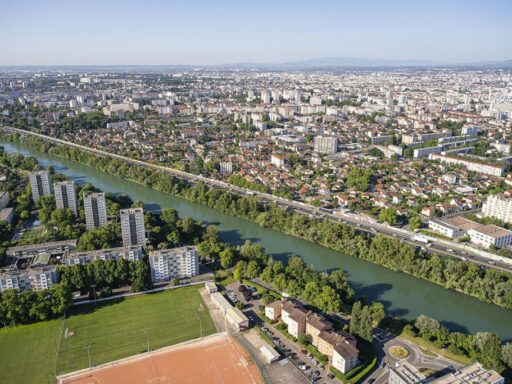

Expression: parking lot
xmin=226 ymin=281 xmax=338 ymax=384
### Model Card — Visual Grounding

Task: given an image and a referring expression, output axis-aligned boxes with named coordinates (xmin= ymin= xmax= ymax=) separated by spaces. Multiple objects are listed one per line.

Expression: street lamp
xmin=84 ymin=344 xmax=92 ymax=368
xmin=144 ymin=330 xmax=150 ymax=353
xmin=90 ymin=285 xmax=97 ymax=303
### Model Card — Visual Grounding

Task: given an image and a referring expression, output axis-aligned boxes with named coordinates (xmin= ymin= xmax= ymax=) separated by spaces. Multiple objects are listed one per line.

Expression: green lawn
xmin=0 ymin=286 xmax=216 ymax=384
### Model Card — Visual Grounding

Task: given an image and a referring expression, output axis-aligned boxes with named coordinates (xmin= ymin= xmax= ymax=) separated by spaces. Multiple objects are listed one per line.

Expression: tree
xmin=233 ymin=261 xmax=247 ymax=281
xmin=346 ymin=167 xmax=373 ymax=191
xmin=219 ymin=247 xmax=235 ymax=269
xmin=245 ymin=260 xmax=261 ymax=279
xmin=414 ymin=315 xmax=441 ymax=339
xmin=472 ymin=332 xmax=504 ymax=372
xmin=409 ymin=215 xmax=423 ymax=230
xmin=501 ymin=343 xmax=512 ymax=369
xmin=379 ymin=208 xmax=397 ymax=226
xmin=131 ymin=260 xmax=153 ymax=292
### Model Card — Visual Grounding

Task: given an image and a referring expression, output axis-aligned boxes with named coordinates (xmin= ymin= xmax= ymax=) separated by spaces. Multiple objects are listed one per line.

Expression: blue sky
xmin=1 ymin=0 xmax=511 ymax=65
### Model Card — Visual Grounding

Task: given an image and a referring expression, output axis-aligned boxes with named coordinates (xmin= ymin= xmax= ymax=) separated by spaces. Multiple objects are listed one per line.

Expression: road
xmin=367 ymin=328 xmax=460 ymax=384
xmin=4 ymin=126 xmax=512 ymax=273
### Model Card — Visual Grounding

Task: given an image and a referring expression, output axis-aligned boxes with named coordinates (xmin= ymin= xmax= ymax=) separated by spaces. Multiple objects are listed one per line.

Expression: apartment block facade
xmin=83 ymin=192 xmax=108 ymax=230
xmin=148 ymin=246 xmax=199 ymax=282
xmin=29 ymin=171 xmax=52 ymax=201
xmin=120 ymin=207 xmax=146 ymax=247
xmin=54 ymin=180 xmax=78 ymax=215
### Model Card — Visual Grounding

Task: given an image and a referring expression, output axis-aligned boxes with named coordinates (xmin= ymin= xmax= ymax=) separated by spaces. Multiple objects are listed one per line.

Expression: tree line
xmin=6 ymin=133 xmax=511 ymax=310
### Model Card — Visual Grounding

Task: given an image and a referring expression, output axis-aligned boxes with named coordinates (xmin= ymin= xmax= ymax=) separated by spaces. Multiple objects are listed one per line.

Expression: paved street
xmin=367 ymin=328 xmax=461 ymax=384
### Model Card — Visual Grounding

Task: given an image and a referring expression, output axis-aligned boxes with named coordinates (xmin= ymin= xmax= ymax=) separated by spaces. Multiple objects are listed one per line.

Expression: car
xmin=368 ymin=379 xmax=375 ymax=384
xmin=327 ymin=373 xmax=335 ymax=379
xmin=301 ymin=349 xmax=307 ymax=355
xmin=319 ymin=365 xmax=325 ymax=370
xmin=380 ymin=362 xmax=386 ymax=368
xmin=299 ymin=364 xmax=307 ymax=370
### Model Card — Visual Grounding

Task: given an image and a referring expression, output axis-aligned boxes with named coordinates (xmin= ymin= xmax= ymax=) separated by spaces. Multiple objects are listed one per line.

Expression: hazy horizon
xmin=1 ymin=0 xmax=511 ymax=66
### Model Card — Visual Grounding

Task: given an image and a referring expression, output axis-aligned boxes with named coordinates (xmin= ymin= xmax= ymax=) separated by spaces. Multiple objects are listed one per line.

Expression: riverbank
xmin=4 ymin=131 xmax=512 ymax=311
xmin=2 ymin=136 xmax=512 ymax=340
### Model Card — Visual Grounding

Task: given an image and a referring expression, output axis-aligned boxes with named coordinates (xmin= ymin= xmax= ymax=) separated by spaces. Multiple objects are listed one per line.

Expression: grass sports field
xmin=0 ymin=285 xmax=216 ymax=384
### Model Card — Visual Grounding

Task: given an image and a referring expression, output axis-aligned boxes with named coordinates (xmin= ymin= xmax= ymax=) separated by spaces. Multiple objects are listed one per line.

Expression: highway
xmin=3 ymin=126 xmax=512 ymax=273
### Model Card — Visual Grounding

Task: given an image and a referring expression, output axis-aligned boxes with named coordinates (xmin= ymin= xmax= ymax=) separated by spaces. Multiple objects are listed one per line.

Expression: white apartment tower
xmin=120 ymin=208 xmax=146 ymax=247
xmin=482 ymin=194 xmax=512 ymax=224
xmin=148 ymin=246 xmax=199 ymax=282
xmin=314 ymin=136 xmax=338 ymax=154
xmin=84 ymin=192 xmax=108 ymax=230
xmin=29 ymin=171 xmax=52 ymax=202
xmin=54 ymin=181 xmax=78 ymax=215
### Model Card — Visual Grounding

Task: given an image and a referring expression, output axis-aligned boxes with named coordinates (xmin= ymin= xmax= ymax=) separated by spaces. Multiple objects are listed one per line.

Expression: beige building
xmin=428 ymin=216 xmax=481 ymax=239
xmin=305 ymin=313 xmax=332 ymax=347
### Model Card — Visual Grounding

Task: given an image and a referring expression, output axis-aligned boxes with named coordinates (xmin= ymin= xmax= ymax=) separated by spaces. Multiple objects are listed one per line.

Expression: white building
xmin=468 ymin=224 xmax=512 ymax=249
xmin=84 ymin=192 xmax=108 ymax=230
xmin=219 ymin=161 xmax=233 ymax=175
xmin=210 ymin=292 xmax=249 ymax=331
xmin=428 ymin=216 xmax=481 ymax=239
xmin=332 ymin=341 xmax=359 ymax=374
xmin=148 ymin=246 xmax=199 ymax=281
xmin=482 ymin=193 xmax=512 ymax=224
xmin=54 ymin=181 xmax=78 ymax=215
xmin=120 ymin=208 xmax=146 ymax=247
xmin=389 ymin=360 xmax=426 ymax=384
xmin=29 ymin=171 xmax=52 ymax=201
xmin=429 ymin=154 xmax=503 ymax=177
xmin=271 ymin=154 xmax=286 ymax=168
xmin=314 ymin=136 xmax=338 ymax=154
xmin=0 ymin=268 xmax=57 ymax=292
xmin=414 ymin=145 xmax=443 ymax=158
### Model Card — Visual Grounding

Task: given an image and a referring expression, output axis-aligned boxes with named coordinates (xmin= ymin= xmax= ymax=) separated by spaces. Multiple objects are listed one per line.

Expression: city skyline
xmin=1 ymin=0 xmax=511 ymax=66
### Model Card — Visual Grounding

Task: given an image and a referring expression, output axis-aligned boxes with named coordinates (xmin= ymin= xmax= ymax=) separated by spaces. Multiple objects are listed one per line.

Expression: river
xmin=2 ymin=140 xmax=511 ymax=340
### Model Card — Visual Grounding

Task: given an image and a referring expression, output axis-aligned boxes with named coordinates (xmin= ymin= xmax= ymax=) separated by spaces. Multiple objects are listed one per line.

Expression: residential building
xmin=317 ymin=330 xmax=357 ymax=360
xmin=0 ymin=267 xmax=57 ymax=292
xmin=265 ymin=300 xmax=282 ymax=321
xmin=148 ymin=246 xmax=199 ymax=281
xmin=83 ymin=192 xmax=108 ymax=230
xmin=0 ymin=207 xmax=14 ymax=223
xmin=413 ymin=145 xmax=443 ymax=158
xmin=54 ymin=180 xmax=78 ymax=215
xmin=271 ymin=154 xmax=286 ymax=168
xmin=63 ymin=245 xmax=143 ymax=265
xmin=120 ymin=208 xmax=146 ymax=247
xmin=305 ymin=313 xmax=333 ymax=347
xmin=219 ymin=161 xmax=233 ymax=175
xmin=314 ymin=136 xmax=338 ymax=154
xmin=281 ymin=300 xmax=311 ymax=338
xmin=332 ymin=340 xmax=359 ymax=374
xmin=6 ymin=239 xmax=77 ymax=259
xmin=429 ymin=154 xmax=504 ymax=177
xmin=29 ymin=171 xmax=52 ymax=201
xmin=482 ymin=193 xmax=512 ymax=224
xmin=468 ymin=224 xmax=512 ymax=248
xmin=0 ymin=191 xmax=9 ymax=210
